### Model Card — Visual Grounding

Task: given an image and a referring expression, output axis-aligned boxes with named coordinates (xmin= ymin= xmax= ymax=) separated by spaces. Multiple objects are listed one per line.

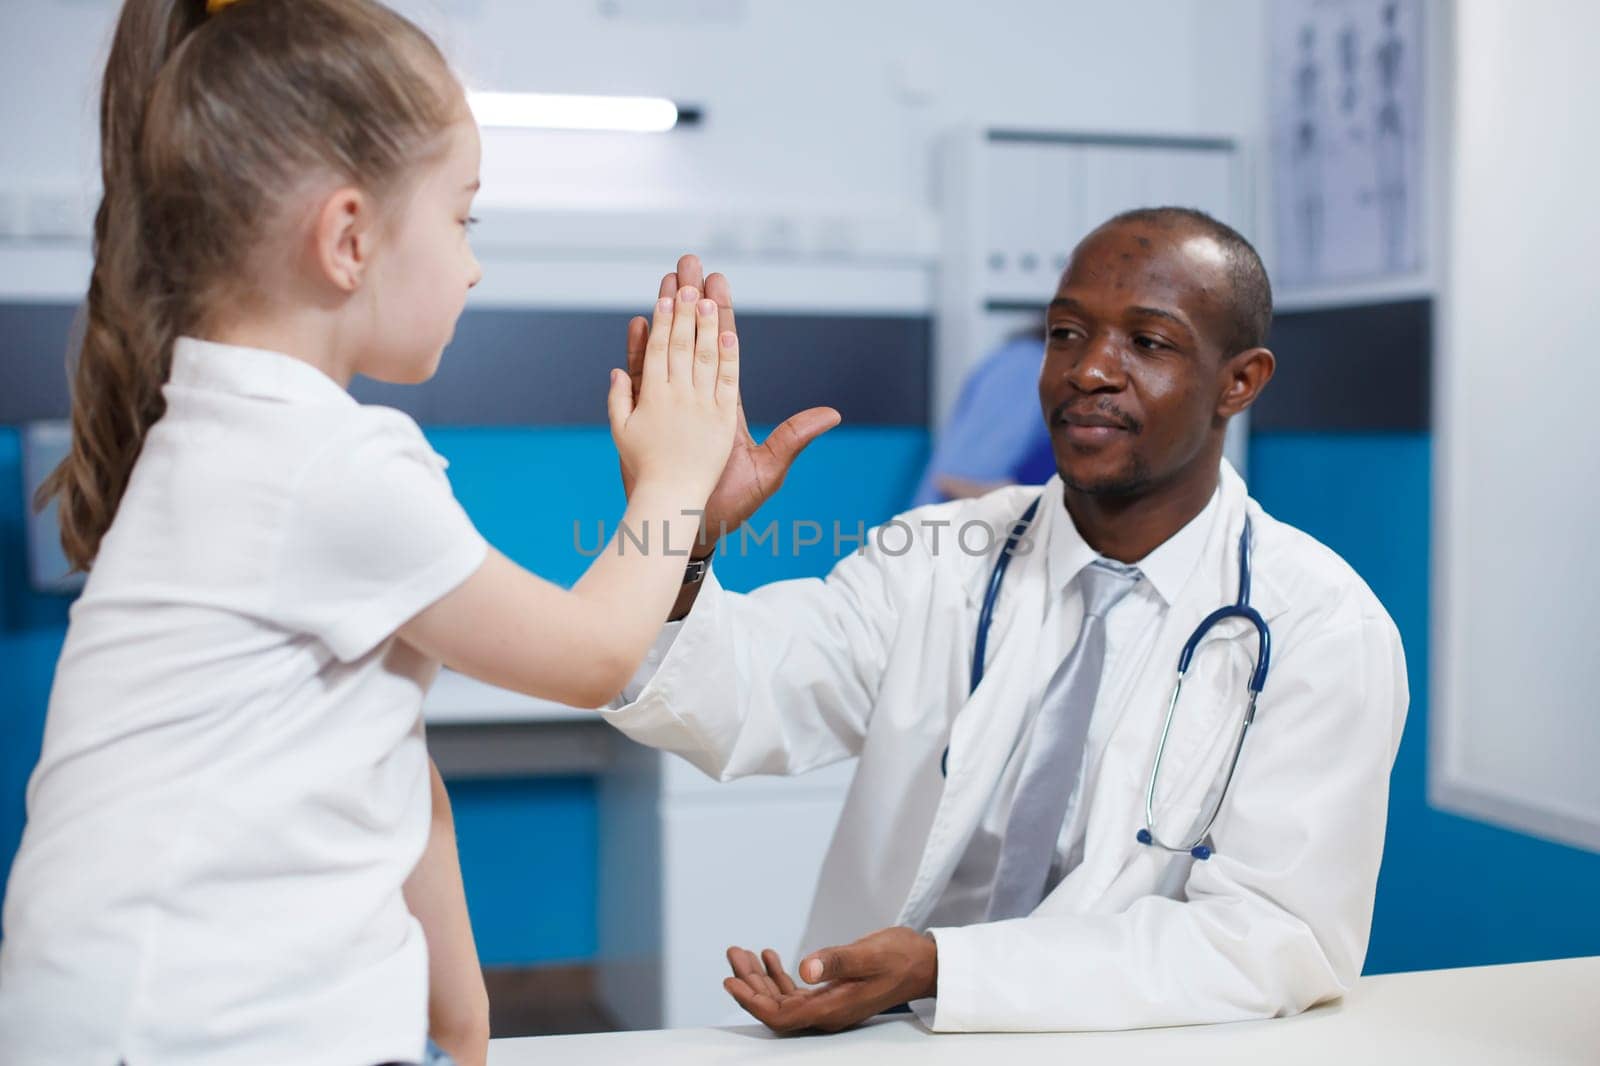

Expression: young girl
xmin=0 ymin=1 xmax=740 ymax=1064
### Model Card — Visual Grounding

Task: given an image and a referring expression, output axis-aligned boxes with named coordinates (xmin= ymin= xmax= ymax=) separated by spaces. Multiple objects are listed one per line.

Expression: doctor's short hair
xmin=1105 ymin=206 xmax=1273 ymax=357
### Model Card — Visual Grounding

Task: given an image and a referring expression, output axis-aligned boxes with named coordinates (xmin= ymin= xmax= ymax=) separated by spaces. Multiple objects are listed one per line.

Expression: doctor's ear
xmin=311 ymin=185 xmax=377 ymax=294
xmin=1216 ymin=347 xmax=1276 ymax=419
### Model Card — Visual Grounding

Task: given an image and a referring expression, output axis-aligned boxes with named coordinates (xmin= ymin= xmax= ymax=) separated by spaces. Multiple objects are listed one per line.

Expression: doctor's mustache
xmin=1050 ymin=399 xmax=1143 ymax=433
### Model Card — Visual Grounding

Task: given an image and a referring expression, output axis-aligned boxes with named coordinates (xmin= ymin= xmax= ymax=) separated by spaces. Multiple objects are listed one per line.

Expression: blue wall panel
xmin=0 ymin=428 xmax=69 ymax=909
xmin=448 ymin=777 xmax=599 ymax=967
xmin=1249 ymin=432 xmax=1600 ymax=973
xmin=424 ymin=424 xmax=931 ymax=589
xmin=0 ymin=631 xmax=60 ymax=904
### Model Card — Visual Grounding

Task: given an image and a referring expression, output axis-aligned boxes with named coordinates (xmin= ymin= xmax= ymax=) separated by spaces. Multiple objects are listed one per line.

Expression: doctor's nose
xmin=1062 ymin=337 xmax=1127 ymax=393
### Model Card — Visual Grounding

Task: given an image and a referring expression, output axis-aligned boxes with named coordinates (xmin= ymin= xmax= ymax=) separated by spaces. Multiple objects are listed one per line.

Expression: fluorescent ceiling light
xmin=468 ymin=92 xmax=681 ymax=133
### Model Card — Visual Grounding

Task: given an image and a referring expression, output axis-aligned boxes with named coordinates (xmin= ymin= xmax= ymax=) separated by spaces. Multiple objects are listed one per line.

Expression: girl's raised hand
xmin=620 ymin=257 xmax=840 ymax=556
xmin=607 ymin=283 xmax=739 ymax=505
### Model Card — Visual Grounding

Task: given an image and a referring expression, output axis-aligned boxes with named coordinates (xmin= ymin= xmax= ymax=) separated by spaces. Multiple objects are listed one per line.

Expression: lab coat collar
xmin=1157 ymin=459 xmax=1287 ymax=624
xmin=1041 ymin=474 xmax=1224 ymax=608
xmin=167 ymin=336 xmax=357 ymax=408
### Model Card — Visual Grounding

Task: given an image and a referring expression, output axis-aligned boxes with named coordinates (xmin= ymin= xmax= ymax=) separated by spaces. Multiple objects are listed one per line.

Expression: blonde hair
xmin=38 ymin=0 xmax=460 ymax=570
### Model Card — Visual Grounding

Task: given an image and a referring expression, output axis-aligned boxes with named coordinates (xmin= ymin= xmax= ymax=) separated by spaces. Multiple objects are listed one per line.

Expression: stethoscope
xmin=943 ymin=495 xmax=1272 ymax=862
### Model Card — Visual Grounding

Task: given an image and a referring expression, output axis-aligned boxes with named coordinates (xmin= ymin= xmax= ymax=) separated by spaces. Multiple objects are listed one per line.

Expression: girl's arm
xmin=400 ymin=287 xmax=740 ymax=708
xmin=404 ymin=758 xmax=490 ymax=1066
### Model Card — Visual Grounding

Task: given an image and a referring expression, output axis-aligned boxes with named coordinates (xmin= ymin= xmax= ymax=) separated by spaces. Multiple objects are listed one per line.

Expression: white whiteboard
xmin=1430 ymin=1 xmax=1600 ymax=852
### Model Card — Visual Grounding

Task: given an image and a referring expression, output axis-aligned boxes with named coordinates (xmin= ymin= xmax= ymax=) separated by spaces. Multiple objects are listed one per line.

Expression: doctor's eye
xmin=1133 ymin=333 xmax=1170 ymax=351
xmin=1048 ymin=325 xmax=1082 ymax=342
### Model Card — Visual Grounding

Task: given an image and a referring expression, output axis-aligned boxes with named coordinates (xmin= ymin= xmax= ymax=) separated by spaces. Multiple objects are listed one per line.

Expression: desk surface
xmin=487 ymin=955 xmax=1600 ymax=1065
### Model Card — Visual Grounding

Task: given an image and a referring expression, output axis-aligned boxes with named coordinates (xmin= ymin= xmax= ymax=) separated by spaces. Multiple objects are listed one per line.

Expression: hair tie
xmin=206 ymin=0 xmax=243 ymax=13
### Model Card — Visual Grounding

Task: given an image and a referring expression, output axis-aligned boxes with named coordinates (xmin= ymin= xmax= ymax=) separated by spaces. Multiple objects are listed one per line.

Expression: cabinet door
xmin=661 ymin=782 xmax=851 ymax=1027
xmin=598 ymin=751 xmax=855 ymax=1030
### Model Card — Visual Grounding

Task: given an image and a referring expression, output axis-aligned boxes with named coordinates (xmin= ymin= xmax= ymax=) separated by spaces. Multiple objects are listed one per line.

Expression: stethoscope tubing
xmin=945 ymin=494 xmax=1272 ymax=863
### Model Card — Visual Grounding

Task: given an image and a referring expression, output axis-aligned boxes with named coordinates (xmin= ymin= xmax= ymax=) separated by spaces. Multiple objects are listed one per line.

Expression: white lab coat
xmin=604 ymin=461 xmax=1408 ymax=1032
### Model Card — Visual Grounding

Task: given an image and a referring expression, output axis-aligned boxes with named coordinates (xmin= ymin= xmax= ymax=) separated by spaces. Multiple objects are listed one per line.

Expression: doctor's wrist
xmin=668 ymin=551 xmax=712 ymax=621
xmin=915 ymin=929 xmax=939 ymax=999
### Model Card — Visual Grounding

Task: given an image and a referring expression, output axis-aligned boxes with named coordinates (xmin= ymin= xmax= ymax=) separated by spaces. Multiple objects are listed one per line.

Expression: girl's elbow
xmin=562 ymin=656 xmax=632 ymax=709
xmin=432 ymin=996 xmax=491 ymax=1065
xmin=569 ymin=681 xmax=621 ymax=710
xmin=517 ymin=672 xmax=617 ymax=711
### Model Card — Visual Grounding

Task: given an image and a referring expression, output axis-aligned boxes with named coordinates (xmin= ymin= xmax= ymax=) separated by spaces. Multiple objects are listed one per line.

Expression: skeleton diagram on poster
xmin=1272 ymin=0 xmax=1423 ymax=287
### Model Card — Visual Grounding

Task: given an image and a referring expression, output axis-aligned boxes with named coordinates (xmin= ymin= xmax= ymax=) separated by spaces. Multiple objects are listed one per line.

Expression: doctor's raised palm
xmin=623 ymin=255 xmax=842 ymax=568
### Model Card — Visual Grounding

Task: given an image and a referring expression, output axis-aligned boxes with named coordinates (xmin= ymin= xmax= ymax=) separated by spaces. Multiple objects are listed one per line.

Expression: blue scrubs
xmin=912 ymin=337 xmax=1055 ymax=506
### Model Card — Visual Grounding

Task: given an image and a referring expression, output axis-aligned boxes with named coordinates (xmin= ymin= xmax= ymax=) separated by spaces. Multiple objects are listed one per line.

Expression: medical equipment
xmin=949 ymin=496 xmax=1272 ymax=861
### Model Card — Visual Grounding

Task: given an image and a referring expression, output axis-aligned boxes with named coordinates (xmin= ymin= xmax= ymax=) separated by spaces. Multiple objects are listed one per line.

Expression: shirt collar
xmin=1042 ymin=474 xmax=1224 ymax=607
xmin=167 ymin=336 xmax=356 ymax=408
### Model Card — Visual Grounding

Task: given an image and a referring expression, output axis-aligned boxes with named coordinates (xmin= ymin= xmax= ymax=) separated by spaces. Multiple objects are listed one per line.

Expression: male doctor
xmin=606 ymin=208 xmax=1408 ymax=1034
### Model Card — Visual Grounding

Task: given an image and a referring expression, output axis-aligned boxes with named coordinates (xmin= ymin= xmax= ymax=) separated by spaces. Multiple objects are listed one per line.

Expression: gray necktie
xmin=985 ymin=559 xmax=1142 ymax=922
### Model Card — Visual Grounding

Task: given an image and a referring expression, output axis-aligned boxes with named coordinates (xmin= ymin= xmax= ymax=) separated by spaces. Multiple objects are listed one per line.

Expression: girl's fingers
xmin=706 ymin=272 xmax=737 ymax=339
xmin=714 ymin=327 xmax=740 ymax=409
xmin=667 ymin=285 xmax=699 ymax=385
xmin=626 ymin=316 xmax=648 ymax=394
xmin=693 ymin=296 xmax=719 ymax=395
xmin=605 ymin=368 xmax=633 ymax=435
xmin=635 ymin=269 xmax=675 ymax=397
xmin=642 ymin=295 xmax=673 ymax=387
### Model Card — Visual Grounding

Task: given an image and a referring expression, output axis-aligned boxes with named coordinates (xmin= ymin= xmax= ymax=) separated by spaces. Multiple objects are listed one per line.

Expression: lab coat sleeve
xmin=928 ymin=607 xmax=1409 ymax=1031
xmin=614 ymin=620 xmax=685 ymax=704
xmin=600 ymin=535 xmax=916 ymax=781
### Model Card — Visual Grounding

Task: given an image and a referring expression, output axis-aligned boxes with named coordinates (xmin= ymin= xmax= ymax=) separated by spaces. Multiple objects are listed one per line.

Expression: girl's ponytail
xmin=37 ymin=0 xmax=457 ymax=571
xmin=38 ymin=0 xmax=206 ymax=571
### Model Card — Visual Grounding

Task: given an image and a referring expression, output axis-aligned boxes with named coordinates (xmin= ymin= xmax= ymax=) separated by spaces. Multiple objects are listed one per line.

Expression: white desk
xmin=422 ymin=670 xmax=611 ymax=778
xmin=488 ymin=955 xmax=1600 ymax=1065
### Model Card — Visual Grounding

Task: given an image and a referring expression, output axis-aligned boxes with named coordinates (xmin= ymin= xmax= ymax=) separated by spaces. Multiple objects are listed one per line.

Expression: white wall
xmin=420 ymin=0 xmax=1264 ymax=214
xmin=1432 ymin=0 xmax=1600 ymax=851
xmin=0 ymin=0 xmax=1274 ymax=358
xmin=1 ymin=1 xmax=1265 ymax=229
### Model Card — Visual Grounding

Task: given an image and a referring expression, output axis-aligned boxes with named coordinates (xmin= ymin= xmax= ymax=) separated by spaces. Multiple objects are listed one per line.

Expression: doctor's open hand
xmin=624 ymin=255 xmax=842 ymax=560
xmin=722 ymin=927 xmax=937 ymax=1034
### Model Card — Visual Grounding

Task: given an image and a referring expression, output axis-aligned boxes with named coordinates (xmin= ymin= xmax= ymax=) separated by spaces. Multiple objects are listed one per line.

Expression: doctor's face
xmin=1039 ymin=221 xmax=1245 ymax=498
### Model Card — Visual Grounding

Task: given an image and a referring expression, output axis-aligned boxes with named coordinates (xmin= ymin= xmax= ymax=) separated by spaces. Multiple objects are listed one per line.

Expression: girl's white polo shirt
xmin=0 ymin=338 xmax=488 ymax=1066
